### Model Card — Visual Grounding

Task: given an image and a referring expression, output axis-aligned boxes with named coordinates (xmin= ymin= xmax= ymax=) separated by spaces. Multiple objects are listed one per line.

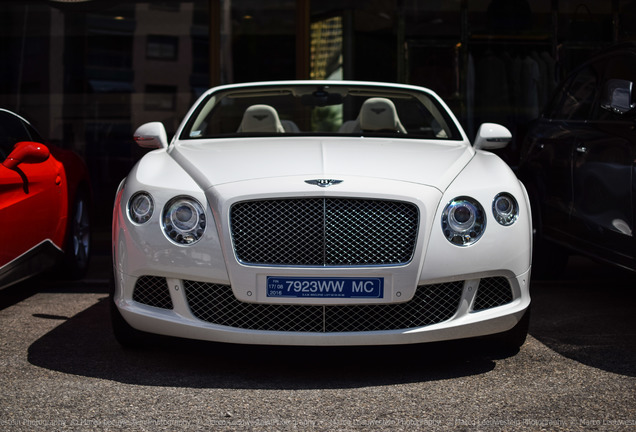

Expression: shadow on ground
xmin=529 ymin=256 xmax=636 ymax=377
xmin=22 ymin=254 xmax=636 ymax=387
xmin=26 ymin=295 xmax=515 ymax=389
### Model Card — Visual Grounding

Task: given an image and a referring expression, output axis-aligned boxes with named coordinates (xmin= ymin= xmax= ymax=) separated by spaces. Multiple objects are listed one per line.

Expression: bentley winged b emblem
xmin=305 ymin=179 xmax=343 ymax=188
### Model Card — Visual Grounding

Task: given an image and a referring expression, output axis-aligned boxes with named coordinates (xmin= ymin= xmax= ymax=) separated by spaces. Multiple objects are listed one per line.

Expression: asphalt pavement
xmin=0 ymin=253 xmax=634 ymax=431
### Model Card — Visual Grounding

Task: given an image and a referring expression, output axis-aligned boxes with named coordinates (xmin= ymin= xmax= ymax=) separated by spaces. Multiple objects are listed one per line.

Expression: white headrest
xmin=358 ymin=98 xmax=406 ymax=133
xmin=237 ymin=104 xmax=285 ymax=133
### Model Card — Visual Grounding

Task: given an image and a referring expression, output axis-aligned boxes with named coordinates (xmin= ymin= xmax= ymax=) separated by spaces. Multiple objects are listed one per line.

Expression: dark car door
xmin=524 ymin=63 xmax=600 ymax=244
xmin=570 ymin=53 xmax=636 ymax=268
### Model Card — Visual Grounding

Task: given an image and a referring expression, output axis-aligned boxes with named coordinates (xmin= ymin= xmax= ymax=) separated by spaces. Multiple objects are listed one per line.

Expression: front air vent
xmin=473 ymin=277 xmax=513 ymax=311
xmin=132 ymin=276 xmax=173 ymax=310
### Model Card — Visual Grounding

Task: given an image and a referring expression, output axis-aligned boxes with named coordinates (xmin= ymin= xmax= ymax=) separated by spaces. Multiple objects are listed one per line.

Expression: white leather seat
xmin=338 ymin=97 xmax=406 ymax=134
xmin=358 ymin=97 xmax=407 ymax=133
xmin=237 ymin=104 xmax=285 ymax=133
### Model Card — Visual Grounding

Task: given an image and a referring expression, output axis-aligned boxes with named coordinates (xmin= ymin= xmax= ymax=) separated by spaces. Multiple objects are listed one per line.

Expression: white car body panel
xmin=112 ymin=80 xmax=532 ymax=347
xmin=170 ymin=137 xmax=473 ymax=190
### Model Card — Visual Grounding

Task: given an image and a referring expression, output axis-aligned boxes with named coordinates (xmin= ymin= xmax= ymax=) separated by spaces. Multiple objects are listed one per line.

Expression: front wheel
xmin=63 ymin=189 xmax=91 ymax=279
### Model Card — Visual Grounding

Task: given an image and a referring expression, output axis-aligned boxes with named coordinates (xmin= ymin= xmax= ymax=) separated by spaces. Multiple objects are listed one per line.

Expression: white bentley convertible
xmin=111 ymin=80 xmax=532 ymax=349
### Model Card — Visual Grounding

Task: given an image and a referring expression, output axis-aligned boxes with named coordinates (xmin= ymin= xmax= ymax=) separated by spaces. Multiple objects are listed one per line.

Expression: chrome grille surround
xmin=132 ymin=275 xmax=173 ymax=309
xmin=472 ymin=276 xmax=513 ymax=311
xmin=230 ymin=198 xmax=419 ymax=266
xmin=183 ymin=280 xmax=464 ymax=332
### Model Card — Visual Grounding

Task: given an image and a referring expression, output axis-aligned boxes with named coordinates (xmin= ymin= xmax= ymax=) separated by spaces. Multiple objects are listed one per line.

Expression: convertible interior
xmin=184 ymin=84 xmax=461 ymax=140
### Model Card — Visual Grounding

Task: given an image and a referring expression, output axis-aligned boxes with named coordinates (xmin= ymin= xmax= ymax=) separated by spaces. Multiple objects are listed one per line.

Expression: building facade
xmin=1 ymin=0 xmax=634 ymax=232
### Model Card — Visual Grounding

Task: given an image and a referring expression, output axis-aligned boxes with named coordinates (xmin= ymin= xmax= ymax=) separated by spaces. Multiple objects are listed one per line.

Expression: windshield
xmin=180 ymin=84 xmax=462 ymax=141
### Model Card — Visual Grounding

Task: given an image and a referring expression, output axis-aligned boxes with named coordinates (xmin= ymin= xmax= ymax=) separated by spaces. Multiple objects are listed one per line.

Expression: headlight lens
xmin=128 ymin=192 xmax=154 ymax=224
xmin=442 ymin=196 xmax=486 ymax=246
xmin=162 ymin=197 xmax=206 ymax=245
xmin=492 ymin=193 xmax=519 ymax=226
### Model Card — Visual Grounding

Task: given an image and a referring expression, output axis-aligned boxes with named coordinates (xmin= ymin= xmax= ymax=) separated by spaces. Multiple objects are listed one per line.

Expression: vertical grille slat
xmin=230 ymin=198 xmax=419 ymax=266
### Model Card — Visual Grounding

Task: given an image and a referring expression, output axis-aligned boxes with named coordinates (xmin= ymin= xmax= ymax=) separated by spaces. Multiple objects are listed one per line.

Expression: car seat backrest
xmin=358 ymin=97 xmax=406 ymax=133
xmin=237 ymin=104 xmax=285 ymax=133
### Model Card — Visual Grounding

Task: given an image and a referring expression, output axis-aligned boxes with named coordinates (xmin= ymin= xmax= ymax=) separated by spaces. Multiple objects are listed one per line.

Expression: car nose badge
xmin=305 ymin=179 xmax=343 ymax=188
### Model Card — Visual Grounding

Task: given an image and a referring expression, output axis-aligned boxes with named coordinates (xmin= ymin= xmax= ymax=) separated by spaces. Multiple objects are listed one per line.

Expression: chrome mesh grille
xmin=132 ymin=276 xmax=173 ymax=309
xmin=183 ymin=280 xmax=464 ymax=332
xmin=473 ymin=277 xmax=513 ymax=311
xmin=230 ymin=198 xmax=419 ymax=266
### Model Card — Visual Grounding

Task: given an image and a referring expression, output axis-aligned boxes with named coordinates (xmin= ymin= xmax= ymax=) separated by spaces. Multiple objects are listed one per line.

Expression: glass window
xmin=181 ymin=84 xmax=462 ymax=141
xmin=146 ymin=35 xmax=179 ymax=60
xmin=556 ymin=0 xmax=613 ymax=74
xmin=405 ymin=0 xmax=460 ymax=38
xmin=595 ymin=52 xmax=636 ymax=120
xmin=602 ymin=52 xmax=636 ymax=83
xmin=0 ymin=111 xmax=31 ymax=158
xmin=144 ymin=85 xmax=177 ymax=111
xmin=310 ymin=16 xmax=343 ymax=80
xmin=558 ymin=0 xmax=613 ymax=43
xmin=0 ymin=0 xmax=211 ymax=233
xmin=230 ymin=0 xmax=295 ymax=83
xmin=547 ymin=65 xmax=598 ymax=120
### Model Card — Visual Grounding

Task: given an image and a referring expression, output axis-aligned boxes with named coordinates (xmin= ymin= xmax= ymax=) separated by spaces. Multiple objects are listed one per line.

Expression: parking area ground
xmin=0 ymin=255 xmax=634 ymax=431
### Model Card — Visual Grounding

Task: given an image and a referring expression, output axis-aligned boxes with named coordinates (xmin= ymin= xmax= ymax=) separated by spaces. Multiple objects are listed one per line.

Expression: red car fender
xmin=0 ymin=149 xmax=68 ymax=267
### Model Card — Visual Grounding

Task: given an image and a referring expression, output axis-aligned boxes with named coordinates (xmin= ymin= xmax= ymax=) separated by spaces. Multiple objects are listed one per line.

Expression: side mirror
xmin=133 ymin=122 xmax=169 ymax=149
xmin=2 ymin=141 xmax=50 ymax=170
xmin=601 ymin=79 xmax=635 ymax=115
xmin=473 ymin=123 xmax=512 ymax=150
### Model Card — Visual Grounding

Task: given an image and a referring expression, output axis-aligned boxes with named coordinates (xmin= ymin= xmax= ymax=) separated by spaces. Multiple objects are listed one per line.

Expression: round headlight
xmin=441 ymin=196 xmax=486 ymax=246
xmin=162 ymin=197 xmax=206 ymax=245
xmin=492 ymin=193 xmax=519 ymax=226
xmin=128 ymin=192 xmax=154 ymax=224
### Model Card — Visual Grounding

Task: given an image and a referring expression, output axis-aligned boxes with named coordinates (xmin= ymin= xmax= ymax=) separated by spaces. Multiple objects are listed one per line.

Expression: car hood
xmin=170 ymin=137 xmax=474 ymax=192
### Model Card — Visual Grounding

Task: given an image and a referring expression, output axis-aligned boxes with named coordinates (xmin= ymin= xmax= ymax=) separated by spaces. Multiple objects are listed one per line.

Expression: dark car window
xmin=603 ymin=52 xmax=636 ymax=83
xmin=547 ymin=65 xmax=598 ymax=121
xmin=0 ymin=111 xmax=32 ymax=159
xmin=594 ymin=53 xmax=636 ymax=121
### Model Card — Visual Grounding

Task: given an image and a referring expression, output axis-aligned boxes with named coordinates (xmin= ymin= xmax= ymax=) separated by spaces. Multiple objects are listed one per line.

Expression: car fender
xmin=420 ymin=150 xmax=532 ymax=282
xmin=113 ymin=149 xmax=229 ymax=283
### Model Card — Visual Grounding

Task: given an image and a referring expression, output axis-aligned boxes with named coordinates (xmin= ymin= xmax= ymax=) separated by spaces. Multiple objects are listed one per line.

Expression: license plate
xmin=266 ymin=276 xmax=384 ymax=298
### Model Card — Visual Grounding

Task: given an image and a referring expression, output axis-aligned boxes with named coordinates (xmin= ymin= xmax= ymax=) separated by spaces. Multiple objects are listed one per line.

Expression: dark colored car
xmin=518 ymin=43 xmax=636 ymax=278
xmin=0 ymin=109 xmax=91 ymax=289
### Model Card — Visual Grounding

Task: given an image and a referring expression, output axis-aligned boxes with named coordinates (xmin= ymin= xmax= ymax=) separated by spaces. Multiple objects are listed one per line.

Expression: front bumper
xmin=113 ymin=268 xmax=530 ymax=346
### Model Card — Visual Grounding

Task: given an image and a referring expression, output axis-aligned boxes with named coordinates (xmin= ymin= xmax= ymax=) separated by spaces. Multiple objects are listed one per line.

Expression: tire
xmin=63 ymin=188 xmax=91 ymax=279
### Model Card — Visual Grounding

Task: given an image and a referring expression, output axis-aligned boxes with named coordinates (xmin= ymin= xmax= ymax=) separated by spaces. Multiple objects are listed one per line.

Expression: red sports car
xmin=0 ymin=108 xmax=91 ymax=289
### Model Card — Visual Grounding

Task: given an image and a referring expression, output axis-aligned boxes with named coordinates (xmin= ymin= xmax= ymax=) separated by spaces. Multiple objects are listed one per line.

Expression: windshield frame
xmin=177 ymin=81 xmax=465 ymax=142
